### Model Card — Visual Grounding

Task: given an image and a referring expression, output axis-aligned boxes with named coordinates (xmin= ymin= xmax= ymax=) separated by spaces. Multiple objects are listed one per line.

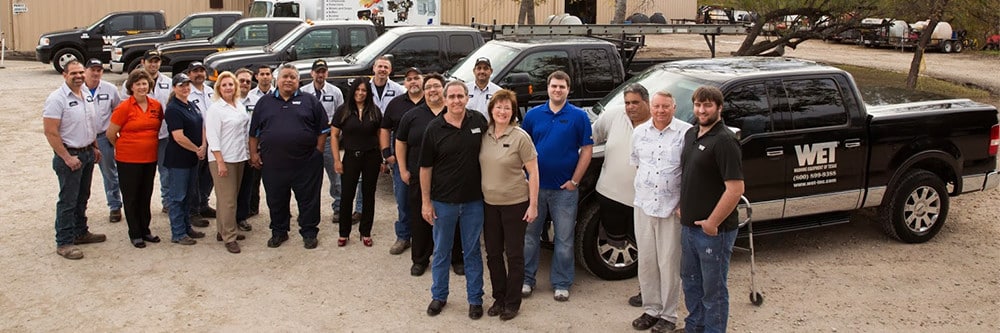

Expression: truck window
xmin=447 ymin=35 xmax=476 ymax=62
xmin=348 ymin=28 xmax=371 ymax=55
xmin=508 ymin=50 xmax=571 ymax=96
xmin=782 ymin=78 xmax=849 ymax=129
xmin=580 ymin=48 xmax=616 ymax=93
xmin=723 ymin=83 xmax=773 ymax=138
xmin=234 ymin=23 xmax=270 ymax=47
xmin=181 ymin=17 xmax=215 ymax=39
xmin=391 ymin=36 xmax=440 ymax=72
xmin=105 ymin=15 xmax=134 ymax=34
xmin=294 ymin=29 xmax=340 ymax=59
xmin=140 ymin=14 xmax=158 ymax=31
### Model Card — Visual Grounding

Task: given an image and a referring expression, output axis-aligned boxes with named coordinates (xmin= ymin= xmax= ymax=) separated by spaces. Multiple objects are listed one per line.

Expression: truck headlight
xmin=39 ymin=37 xmax=50 ymax=46
xmin=112 ymin=48 xmax=123 ymax=61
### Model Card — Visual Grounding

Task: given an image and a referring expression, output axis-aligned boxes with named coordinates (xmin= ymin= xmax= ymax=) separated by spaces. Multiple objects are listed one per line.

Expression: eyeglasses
xmin=238 ymin=79 xmax=253 ymax=83
xmin=424 ymin=83 xmax=443 ymax=89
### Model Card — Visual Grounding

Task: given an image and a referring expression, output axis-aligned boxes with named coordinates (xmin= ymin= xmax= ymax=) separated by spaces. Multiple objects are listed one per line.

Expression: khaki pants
xmin=210 ymin=161 xmax=244 ymax=243
xmin=635 ymin=209 xmax=682 ymax=323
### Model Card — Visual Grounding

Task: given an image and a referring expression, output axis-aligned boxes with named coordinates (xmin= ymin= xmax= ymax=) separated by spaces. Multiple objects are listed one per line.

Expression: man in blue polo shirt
xmin=520 ymin=70 xmax=593 ymax=302
xmin=248 ymin=64 xmax=327 ymax=249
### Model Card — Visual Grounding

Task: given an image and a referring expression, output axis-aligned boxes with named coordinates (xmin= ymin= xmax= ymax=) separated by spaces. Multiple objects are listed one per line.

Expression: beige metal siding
xmin=4 ymin=0 xmax=252 ymax=52
xmin=441 ymin=0 xmax=565 ymax=26
xmin=595 ymin=0 xmax=696 ymax=24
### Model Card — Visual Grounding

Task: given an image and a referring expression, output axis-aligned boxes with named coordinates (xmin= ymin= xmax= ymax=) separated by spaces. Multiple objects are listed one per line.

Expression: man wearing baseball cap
xmin=300 ymin=59 xmax=346 ymax=224
xmin=184 ymin=61 xmax=217 ymax=228
xmin=465 ymin=57 xmax=501 ymax=118
xmin=380 ymin=66 xmax=424 ymax=256
xmin=84 ymin=59 xmax=124 ymax=224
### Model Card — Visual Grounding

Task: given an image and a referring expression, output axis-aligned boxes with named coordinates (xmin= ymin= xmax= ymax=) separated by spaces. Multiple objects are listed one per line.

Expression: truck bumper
xmin=984 ymin=171 xmax=1000 ymax=191
xmin=963 ymin=171 xmax=1000 ymax=192
xmin=36 ymin=47 xmax=52 ymax=63
xmin=110 ymin=61 xmax=125 ymax=73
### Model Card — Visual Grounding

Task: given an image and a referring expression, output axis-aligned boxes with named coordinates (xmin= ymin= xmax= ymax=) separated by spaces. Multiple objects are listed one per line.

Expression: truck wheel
xmin=953 ymin=41 xmax=963 ymax=53
xmin=942 ymin=41 xmax=953 ymax=53
xmin=52 ymin=48 xmax=83 ymax=73
xmin=574 ymin=201 xmax=638 ymax=280
xmin=126 ymin=57 xmax=143 ymax=73
xmin=879 ymin=169 xmax=949 ymax=243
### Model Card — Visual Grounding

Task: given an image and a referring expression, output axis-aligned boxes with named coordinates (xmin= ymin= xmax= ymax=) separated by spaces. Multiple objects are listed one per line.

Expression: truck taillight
xmin=990 ymin=124 xmax=999 ymax=156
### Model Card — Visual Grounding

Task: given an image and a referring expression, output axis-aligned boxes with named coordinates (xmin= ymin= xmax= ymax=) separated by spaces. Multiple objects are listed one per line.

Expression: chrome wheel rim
xmin=597 ymin=230 xmax=638 ymax=269
xmin=903 ymin=185 xmax=941 ymax=234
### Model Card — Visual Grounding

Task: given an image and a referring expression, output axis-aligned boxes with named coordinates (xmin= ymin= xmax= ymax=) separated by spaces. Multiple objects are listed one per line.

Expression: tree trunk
xmin=612 ymin=0 xmax=627 ymax=24
xmin=906 ymin=0 xmax=949 ymax=89
xmin=518 ymin=0 xmax=536 ymax=25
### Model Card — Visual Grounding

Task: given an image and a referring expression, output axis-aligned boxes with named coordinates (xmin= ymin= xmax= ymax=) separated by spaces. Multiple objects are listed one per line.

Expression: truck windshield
xmin=86 ymin=13 xmax=116 ymax=31
xmin=267 ymin=24 xmax=310 ymax=51
xmin=349 ymin=30 xmax=401 ymax=64
xmin=211 ymin=20 xmax=255 ymax=44
xmin=248 ymin=2 xmax=271 ymax=17
xmin=446 ymin=43 xmax=520 ymax=83
xmin=591 ymin=69 xmax=712 ymax=124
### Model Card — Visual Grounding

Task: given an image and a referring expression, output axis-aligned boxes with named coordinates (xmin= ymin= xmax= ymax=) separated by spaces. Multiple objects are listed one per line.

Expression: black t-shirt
xmin=382 ymin=96 xmax=423 ymax=132
xmin=249 ymin=91 xmax=326 ymax=170
xmin=419 ymin=110 xmax=489 ymax=203
xmin=395 ymin=103 xmax=441 ymax=174
xmin=163 ymin=97 xmax=202 ymax=169
xmin=331 ymin=104 xmax=381 ymax=151
xmin=679 ymin=121 xmax=744 ymax=230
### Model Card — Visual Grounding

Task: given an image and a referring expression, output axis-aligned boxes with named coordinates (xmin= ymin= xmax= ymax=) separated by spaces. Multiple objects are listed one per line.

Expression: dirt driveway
xmin=1 ymin=35 xmax=999 ymax=332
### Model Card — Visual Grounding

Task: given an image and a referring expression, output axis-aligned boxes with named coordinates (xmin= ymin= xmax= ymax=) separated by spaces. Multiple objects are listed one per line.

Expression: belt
xmin=346 ymin=149 xmax=376 ymax=158
xmin=64 ymin=145 xmax=93 ymax=154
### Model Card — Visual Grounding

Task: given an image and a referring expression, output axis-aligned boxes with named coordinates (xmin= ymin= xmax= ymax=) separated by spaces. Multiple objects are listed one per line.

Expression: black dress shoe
xmin=426 ymin=299 xmax=446 ymax=316
xmin=452 ymin=263 xmax=465 ymax=276
xmin=411 ymin=263 xmax=428 ymax=276
xmin=629 ymin=292 xmax=643 ymax=307
xmin=141 ymin=235 xmax=161 ymax=243
xmin=499 ymin=308 xmax=519 ymax=321
xmin=487 ymin=301 xmax=503 ymax=317
xmin=199 ymin=206 xmax=217 ymax=218
xmin=632 ymin=313 xmax=660 ymax=330
xmin=237 ymin=220 xmax=252 ymax=231
xmin=468 ymin=304 xmax=483 ymax=320
xmin=267 ymin=234 xmax=289 ymax=248
xmin=248 ymin=209 xmax=258 ymax=217
xmin=303 ymin=237 xmax=318 ymax=249
xmin=131 ymin=238 xmax=146 ymax=248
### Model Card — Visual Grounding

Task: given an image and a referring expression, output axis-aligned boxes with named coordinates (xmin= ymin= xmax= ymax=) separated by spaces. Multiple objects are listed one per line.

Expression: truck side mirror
xmin=96 ymin=24 xmax=107 ymax=34
xmin=225 ymin=37 xmax=236 ymax=48
xmin=287 ymin=47 xmax=297 ymax=60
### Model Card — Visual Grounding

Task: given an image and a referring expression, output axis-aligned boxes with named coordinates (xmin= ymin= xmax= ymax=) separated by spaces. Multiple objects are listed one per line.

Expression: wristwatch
xmin=570 ymin=179 xmax=579 ymax=187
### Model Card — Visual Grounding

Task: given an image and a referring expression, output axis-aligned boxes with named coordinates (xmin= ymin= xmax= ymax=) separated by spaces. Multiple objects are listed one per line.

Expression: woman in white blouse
xmin=205 ymin=71 xmax=250 ymax=254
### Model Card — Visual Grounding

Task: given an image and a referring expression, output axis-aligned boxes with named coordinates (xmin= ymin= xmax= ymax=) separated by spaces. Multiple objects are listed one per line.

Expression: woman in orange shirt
xmin=107 ymin=69 xmax=163 ymax=248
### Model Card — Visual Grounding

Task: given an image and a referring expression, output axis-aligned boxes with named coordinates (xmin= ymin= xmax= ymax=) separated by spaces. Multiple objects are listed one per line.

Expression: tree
xmin=905 ymin=0 xmax=951 ymax=89
xmin=728 ymin=1 xmax=877 ymax=56
xmin=517 ymin=0 xmax=538 ymax=25
xmin=613 ymin=0 xmax=627 ymax=24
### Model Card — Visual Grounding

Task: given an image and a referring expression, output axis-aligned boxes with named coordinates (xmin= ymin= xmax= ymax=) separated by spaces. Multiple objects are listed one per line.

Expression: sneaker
xmin=632 ymin=313 xmax=659 ymax=330
xmin=199 ymin=206 xmax=217 ymax=218
xmin=303 ymin=237 xmax=318 ymax=249
xmin=452 ymin=262 xmax=465 ymax=276
xmin=237 ymin=220 xmax=252 ymax=231
xmin=650 ymin=319 xmax=677 ymax=333
xmin=553 ymin=289 xmax=570 ymax=302
xmin=190 ymin=215 xmax=210 ymax=228
xmin=56 ymin=245 xmax=83 ymax=260
xmin=468 ymin=304 xmax=483 ymax=320
xmin=171 ymin=236 xmax=197 ymax=245
xmin=410 ymin=263 xmax=428 ymax=276
xmin=267 ymin=234 xmax=289 ymax=248
xmin=629 ymin=292 xmax=643 ymax=307
xmin=73 ymin=232 xmax=107 ymax=245
xmin=389 ymin=239 xmax=411 ymax=255
xmin=109 ymin=209 xmax=122 ymax=223
xmin=521 ymin=284 xmax=533 ymax=298
xmin=426 ymin=299 xmax=446 ymax=316
xmin=187 ymin=230 xmax=206 ymax=239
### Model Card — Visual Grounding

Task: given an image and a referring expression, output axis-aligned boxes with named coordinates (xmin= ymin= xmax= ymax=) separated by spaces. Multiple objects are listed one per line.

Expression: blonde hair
xmin=213 ymin=71 xmax=241 ymax=103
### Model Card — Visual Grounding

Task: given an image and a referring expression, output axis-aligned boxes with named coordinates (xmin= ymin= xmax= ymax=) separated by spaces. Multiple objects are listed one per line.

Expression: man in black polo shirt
xmin=419 ymin=80 xmax=489 ymax=319
xmin=381 ymin=67 xmax=424 ymax=256
xmin=678 ymin=85 xmax=745 ymax=333
xmin=248 ymin=64 xmax=327 ymax=249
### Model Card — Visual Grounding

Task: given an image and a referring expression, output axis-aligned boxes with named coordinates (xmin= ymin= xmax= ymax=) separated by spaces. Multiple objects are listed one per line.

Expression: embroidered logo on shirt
xmin=86 ymin=96 xmax=94 ymax=102
xmin=292 ymin=101 xmax=302 ymax=105
xmin=322 ymin=95 xmax=335 ymax=102
xmin=698 ymin=144 xmax=706 ymax=151
xmin=159 ymin=83 xmax=169 ymax=89
xmin=97 ymin=94 xmax=109 ymax=101
xmin=69 ymin=101 xmax=78 ymax=107
xmin=386 ymin=90 xmax=396 ymax=97
xmin=471 ymin=128 xmax=481 ymax=134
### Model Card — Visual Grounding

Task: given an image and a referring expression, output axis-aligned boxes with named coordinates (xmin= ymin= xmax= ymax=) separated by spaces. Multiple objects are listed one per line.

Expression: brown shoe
xmin=109 ymin=209 xmax=122 ymax=223
xmin=225 ymin=241 xmax=241 ymax=253
xmin=56 ymin=245 xmax=84 ymax=260
xmin=74 ymin=232 xmax=107 ymax=245
xmin=352 ymin=212 xmax=361 ymax=225
xmin=171 ymin=236 xmax=197 ymax=245
xmin=188 ymin=230 xmax=206 ymax=239
xmin=216 ymin=233 xmax=246 ymax=241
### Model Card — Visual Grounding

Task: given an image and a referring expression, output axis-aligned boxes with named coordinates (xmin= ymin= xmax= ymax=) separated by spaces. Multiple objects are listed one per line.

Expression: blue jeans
xmin=430 ymin=200 xmax=484 ymax=305
xmin=524 ymin=188 xmax=578 ymax=290
xmin=156 ymin=138 xmax=170 ymax=207
xmin=323 ymin=139 xmax=363 ymax=213
xmin=390 ymin=163 xmax=410 ymax=240
xmin=680 ymin=225 xmax=738 ymax=333
xmin=52 ymin=149 xmax=95 ymax=246
xmin=166 ymin=167 xmax=196 ymax=241
xmin=95 ymin=132 xmax=122 ymax=210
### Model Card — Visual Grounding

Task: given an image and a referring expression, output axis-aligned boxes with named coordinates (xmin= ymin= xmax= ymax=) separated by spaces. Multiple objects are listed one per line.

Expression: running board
xmin=738 ymin=213 xmax=852 ymax=238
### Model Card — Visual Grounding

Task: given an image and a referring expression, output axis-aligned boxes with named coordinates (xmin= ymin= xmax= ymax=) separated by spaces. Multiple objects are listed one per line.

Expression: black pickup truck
xmin=446 ymin=37 xmax=666 ymax=111
xmin=576 ymin=57 xmax=999 ymax=280
xmin=110 ymin=11 xmax=243 ymax=74
xmin=157 ymin=17 xmax=305 ymax=75
xmin=36 ymin=11 xmax=167 ymax=73
xmin=284 ymin=26 xmax=485 ymax=92
xmin=203 ymin=20 xmax=379 ymax=81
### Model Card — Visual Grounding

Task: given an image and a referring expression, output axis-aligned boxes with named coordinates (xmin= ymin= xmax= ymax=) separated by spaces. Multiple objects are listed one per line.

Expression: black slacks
xmin=598 ymin=192 xmax=634 ymax=241
xmin=117 ymin=161 xmax=157 ymax=240
xmin=338 ymin=149 xmax=380 ymax=238
xmin=407 ymin=176 xmax=463 ymax=266
xmin=484 ymin=201 xmax=529 ymax=311
xmin=262 ymin=153 xmax=322 ymax=239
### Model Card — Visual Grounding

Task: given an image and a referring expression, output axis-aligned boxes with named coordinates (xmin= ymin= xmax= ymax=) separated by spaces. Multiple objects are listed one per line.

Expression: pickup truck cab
xmin=289 ymin=26 xmax=484 ymax=91
xmin=110 ymin=11 xmax=243 ymax=73
xmin=37 ymin=11 xmax=167 ymax=73
xmin=447 ymin=37 xmax=665 ymax=112
xmin=158 ymin=17 xmax=304 ymax=75
xmin=576 ymin=57 xmax=999 ymax=280
xmin=204 ymin=20 xmax=378 ymax=81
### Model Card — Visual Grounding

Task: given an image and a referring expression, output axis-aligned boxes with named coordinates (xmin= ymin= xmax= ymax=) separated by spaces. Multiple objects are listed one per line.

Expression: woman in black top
xmin=331 ymin=78 xmax=383 ymax=247
xmin=163 ymin=74 xmax=208 ymax=246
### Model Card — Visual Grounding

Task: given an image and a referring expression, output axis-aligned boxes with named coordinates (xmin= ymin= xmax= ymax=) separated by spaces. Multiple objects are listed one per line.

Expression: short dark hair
xmin=422 ymin=72 xmax=445 ymax=89
xmin=125 ymin=68 xmax=153 ymax=96
xmin=692 ymin=86 xmax=724 ymax=106
xmin=234 ymin=68 xmax=254 ymax=78
xmin=547 ymin=70 xmax=571 ymax=86
xmin=487 ymin=89 xmax=518 ymax=124
xmin=623 ymin=83 xmax=649 ymax=102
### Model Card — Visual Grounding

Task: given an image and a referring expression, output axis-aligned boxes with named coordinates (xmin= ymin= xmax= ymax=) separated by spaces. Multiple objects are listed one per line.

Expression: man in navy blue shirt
xmin=248 ymin=64 xmax=327 ymax=249
xmin=520 ymin=71 xmax=593 ymax=302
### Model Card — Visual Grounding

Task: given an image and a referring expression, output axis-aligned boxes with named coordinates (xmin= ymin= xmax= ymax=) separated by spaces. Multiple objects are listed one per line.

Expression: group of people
xmin=44 ymin=49 xmax=744 ymax=330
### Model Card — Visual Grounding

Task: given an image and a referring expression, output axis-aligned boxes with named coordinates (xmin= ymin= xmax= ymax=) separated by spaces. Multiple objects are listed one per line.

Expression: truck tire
xmin=126 ymin=57 xmax=143 ymax=73
xmin=953 ymin=41 xmax=963 ymax=53
xmin=879 ymin=169 xmax=949 ymax=243
xmin=574 ymin=201 xmax=638 ymax=280
xmin=942 ymin=41 xmax=953 ymax=53
xmin=52 ymin=48 xmax=83 ymax=73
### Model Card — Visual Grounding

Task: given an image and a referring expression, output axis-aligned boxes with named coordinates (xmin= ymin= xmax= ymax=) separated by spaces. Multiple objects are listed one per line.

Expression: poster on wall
xmin=324 ymin=0 xmax=440 ymax=26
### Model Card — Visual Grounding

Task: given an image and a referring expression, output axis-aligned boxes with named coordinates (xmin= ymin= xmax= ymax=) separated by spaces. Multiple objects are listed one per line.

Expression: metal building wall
xmin=595 ymin=0 xmax=696 ymax=24
xmin=3 ymin=0 xmax=253 ymax=52
xmin=440 ymin=0 xmax=565 ymax=26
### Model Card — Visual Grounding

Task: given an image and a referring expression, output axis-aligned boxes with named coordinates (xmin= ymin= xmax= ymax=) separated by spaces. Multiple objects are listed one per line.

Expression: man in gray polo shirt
xmin=83 ymin=58 xmax=124 ymax=223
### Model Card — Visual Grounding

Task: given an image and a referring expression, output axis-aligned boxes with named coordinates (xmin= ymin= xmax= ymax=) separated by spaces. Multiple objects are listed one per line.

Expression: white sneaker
xmin=521 ymin=284 xmax=533 ymax=298
xmin=553 ymin=289 xmax=570 ymax=302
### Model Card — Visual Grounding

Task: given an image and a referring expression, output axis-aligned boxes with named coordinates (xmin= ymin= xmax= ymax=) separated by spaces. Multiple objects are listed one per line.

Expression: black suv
xmin=36 ymin=11 xmax=167 ymax=73
xmin=110 ymin=11 xmax=243 ymax=74
xmin=157 ymin=17 xmax=304 ymax=75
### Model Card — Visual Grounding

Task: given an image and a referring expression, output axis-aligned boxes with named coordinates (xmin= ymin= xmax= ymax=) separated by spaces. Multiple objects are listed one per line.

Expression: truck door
xmin=503 ymin=50 xmax=571 ymax=109
xmin=721 ymin=81 xmax=787 ymax=221
xmin=386 ymin=35 xmax=443 ymax=78
xmin=86 ymin=14 xmax=135 ymax=59
xmin=577 ymin=48 xmax=620 ymax=107
xmin=775 ymin=76 xmax=866 ymax=217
